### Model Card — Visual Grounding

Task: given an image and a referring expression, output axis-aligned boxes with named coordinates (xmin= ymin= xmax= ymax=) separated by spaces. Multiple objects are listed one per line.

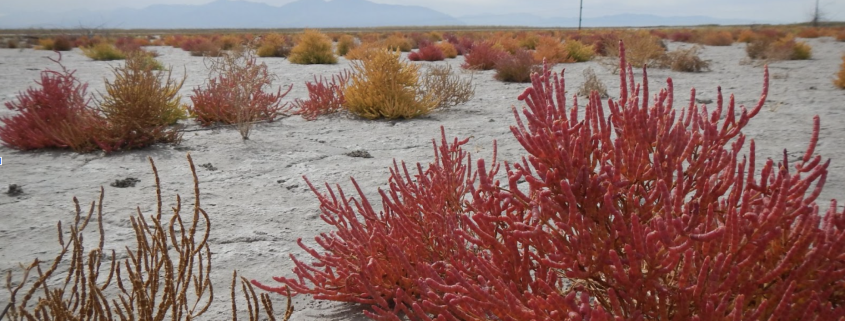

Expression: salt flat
xmin=1 ymin=37 xmax=844 ymax=320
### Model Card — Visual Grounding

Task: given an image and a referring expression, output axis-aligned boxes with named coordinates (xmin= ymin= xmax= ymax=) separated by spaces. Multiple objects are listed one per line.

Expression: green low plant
xmin=81 ymin=43 xmax=126 ymax=61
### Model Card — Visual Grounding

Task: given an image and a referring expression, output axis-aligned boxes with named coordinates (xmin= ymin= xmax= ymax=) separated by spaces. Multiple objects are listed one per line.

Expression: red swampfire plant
xmin=254 ymin=42 xmax=845 ymax=320
xmin=292 ymin=70 xmax=350 ymax=121
xmin=408 ymin=44 xmax=446 ymax=62
xmin=0 ymin=53 xmax=101 ymax=152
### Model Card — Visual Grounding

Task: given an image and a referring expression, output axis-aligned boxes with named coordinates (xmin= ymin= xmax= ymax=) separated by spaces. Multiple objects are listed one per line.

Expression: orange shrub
xmin=736 ymin=29 xmax=757 ymax=43
xmin=797 ymin=27 xmax=821 ymax=38
xmin=697 ymin=30 xmax=734 ymax=46
xmin=533 ymin=36 xmax=571 ymax=64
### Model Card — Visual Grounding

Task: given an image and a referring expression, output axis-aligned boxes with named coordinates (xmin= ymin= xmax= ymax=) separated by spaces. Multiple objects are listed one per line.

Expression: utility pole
xmin=812 ymin=0 xmax=820 ymax=26
xmin=579 ymin=0 xmax=584 ymax=30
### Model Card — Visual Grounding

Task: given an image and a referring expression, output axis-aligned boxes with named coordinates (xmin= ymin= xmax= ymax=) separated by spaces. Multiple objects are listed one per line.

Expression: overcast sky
xmin=1 ymin=0 xmax=842 ymax=23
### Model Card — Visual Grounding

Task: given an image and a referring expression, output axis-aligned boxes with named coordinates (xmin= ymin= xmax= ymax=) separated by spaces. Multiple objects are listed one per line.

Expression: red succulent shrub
xmin=190 ymin=53 xmax=292 ymax=127
xmin=461 ymin=41 xmax=505 ymax=70
xmin=0 ymin=53 xmax=101 ymax=152
xmin=669 ymin=30 xmax=695 ymax=42
xmin=494 ymin=49 xmax=540 ymax=82
xmin=408 ymin=44 xmax=445 ymax=61
xmin=254 ymin=42 xmax=845 ymax=320
xmin=292 ymin=70 xmax=350 ymax=121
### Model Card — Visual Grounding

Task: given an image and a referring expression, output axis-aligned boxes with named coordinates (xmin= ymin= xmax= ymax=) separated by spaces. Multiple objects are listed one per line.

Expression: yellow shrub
xmin=436 ymin=42 xmax=458 ymax=58
xmin=289 ymin=29 xmax=337 ymax=64
xmin=345 ymin=41 xmax=386 ymax=60
xmin=563 ymin=39 xmax=594 ymax=62
xmin=37 ymin=38 xmax=55 ymax=50
xmin=383 ymin=35 xmax=412 ymax=52
xmin=343 ymin=49 xmax=437 ymax=119
xmin=698 ymin=31 xmax=734 ymax=46
xmin=217 ymin=34 xmax=241 ymax=50
xmin=518 ymin=33 xmax=540 ymax=50
xmin=257 ymin=33 xmax=292 ymax=58
xmin=604 ymin=31 xmax=666 ymax=67
xmin=791 ymin=41 xmax=812 ymax=60
xmin=835 ymin=54 xmax=845 ymax=89
xmin=427 ymin=31 xmax=442 ymax=42
xmin=336 ymin=34 xmax=357 ymax=56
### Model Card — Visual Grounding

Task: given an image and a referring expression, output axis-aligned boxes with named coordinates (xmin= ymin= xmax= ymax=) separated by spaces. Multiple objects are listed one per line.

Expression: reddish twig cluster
xmin=0 ymin=53 xmax=102 ymax=152
xmin=292 ymin=70 xmax=350 ymax=121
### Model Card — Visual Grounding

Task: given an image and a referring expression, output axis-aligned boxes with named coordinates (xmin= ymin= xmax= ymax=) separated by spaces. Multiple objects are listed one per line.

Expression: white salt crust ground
xmin=1 ymin=37 xmax=844 ymax=320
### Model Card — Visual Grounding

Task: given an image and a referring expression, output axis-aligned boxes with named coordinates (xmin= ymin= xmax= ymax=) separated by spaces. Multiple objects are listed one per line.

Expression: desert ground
xmin=1 ymin=37 xmax=844 ymax=320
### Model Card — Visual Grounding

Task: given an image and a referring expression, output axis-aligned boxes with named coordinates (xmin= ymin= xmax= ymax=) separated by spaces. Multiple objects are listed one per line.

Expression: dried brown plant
xmin=657 ymin=45 xmax=711 ymax=72
xmin=603 ymin=30 xmax=666 ymax=68
xmin=4 ymin=154 xmax=292 ymax=321
xmin=419 ymin=64 xmax=475 ymax=108
xmin=577 ymin=67 xmax=608 ymax=98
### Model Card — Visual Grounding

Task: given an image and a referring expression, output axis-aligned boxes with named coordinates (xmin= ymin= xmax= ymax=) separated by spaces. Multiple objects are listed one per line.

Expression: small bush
xmin=292 ymin=70 xmax=350 ymax=120
xmin=37 ymin=38 xmax=55 ymax=50
xmin=0 ymin=54 xmax=100 ymax=152
xmin=564 ymin=39 xmax=595 ymax=62
xmin=336 ymin=34 xmax=357 ymax=56
xmin=217 ymin=34 xmax=242 ymax=50
xmin=835 ymin=54 xmax=845 ymax=89
xmin=114 ymin=36 xmax=148 ymax=53
xmin=81 ymin=43 xmax=126 ymax=61
xmin=797 ymin=27 xmax=822 ymax=38
xmin=697 ymin=30 xmax=734 ymax=46
xmin=344 ymin=41 xmax=385 ymax=60
xmin=419 ymin=64 xmax=474 ymax=108
xmin=658 ymin=45 xmax=711 ymax=72
xmin=577 ymin=66 xmax=608 ymax=98
xmin=190 ymin=46 xmax=292 ymax=139
xmin=42 ymin=36 xmax=72 ymax=51
xmin=383 ymin=34 xmax=412 ymax=52
xmin=518 ymin=33 xmax=540 ymax=50
xmin=669 ymin=30 xmax=694 ymax=42
xmin=257 ymin=33 xmax=294 ymax=58
xmin=5 ymin=38 xmax=19 ymax=49
xmin=791 ymin=41 xmax=812 ymax=60
xmin=96 ymin=52 xmax=185 ymax=151
xmin=181 ymin=37 xmax=222 ymax=57
xmin=748 ymin=36 xmax=812 ymax=61
xmin=736 ymin=29 xmax=757 ymax=43
xmin=289 ymin=29 xmax=337 ymax=64
xmin=343 ymin=49 xmax=437 ymax=119
xmin=408 ymin=44 xmax=445 ymax=61
xmin=461 ymin=41 xmax=505 ymax=70
xmin=494 ymin=49 xmax=540 ymax=83
xmin=534 ymin=36 xmax=571 ymax=64
xmin=436 ymin=42 xmax=458 ymax=58
xmin=604 ymin=31 xmax=665 ymax=67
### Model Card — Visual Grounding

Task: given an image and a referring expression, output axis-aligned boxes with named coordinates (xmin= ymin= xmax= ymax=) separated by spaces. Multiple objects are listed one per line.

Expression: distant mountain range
xmin=0 ymin=0 xmax=776 ymax=29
